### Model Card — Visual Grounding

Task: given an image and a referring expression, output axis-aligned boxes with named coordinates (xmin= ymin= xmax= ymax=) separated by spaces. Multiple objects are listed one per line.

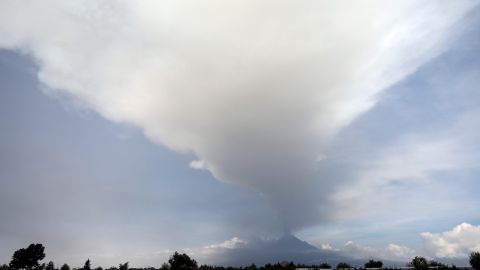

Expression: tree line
xmin=1 ymin=244 xmax=480 ymax=270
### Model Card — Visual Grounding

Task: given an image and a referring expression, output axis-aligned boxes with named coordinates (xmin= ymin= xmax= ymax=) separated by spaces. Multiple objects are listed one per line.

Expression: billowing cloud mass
xmin=198 ymin=237 xmax=247 ymax=258
xmin=422 ymin=223 xmax=480 ymax=258
xmin=0 ymin=1 xmax=476 ymax=231
xmin=342 ymin=241 xmax=416 ymax=261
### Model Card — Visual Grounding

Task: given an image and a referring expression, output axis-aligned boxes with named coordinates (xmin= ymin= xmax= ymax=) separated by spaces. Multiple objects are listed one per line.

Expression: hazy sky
xmin=1 ymin=1 xmax=480 ymax=267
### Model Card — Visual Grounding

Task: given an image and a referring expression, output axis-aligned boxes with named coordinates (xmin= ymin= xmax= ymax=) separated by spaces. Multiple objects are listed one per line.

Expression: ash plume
xmin=0 ymin=0 xmax=475 ymax=231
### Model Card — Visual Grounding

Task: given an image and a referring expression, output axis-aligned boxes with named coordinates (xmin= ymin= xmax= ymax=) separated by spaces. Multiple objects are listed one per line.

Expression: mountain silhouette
xmin=205 ymin=234 xmax=359 ymax=267
xmin=270 ymin=234 xmax=319 ymax=252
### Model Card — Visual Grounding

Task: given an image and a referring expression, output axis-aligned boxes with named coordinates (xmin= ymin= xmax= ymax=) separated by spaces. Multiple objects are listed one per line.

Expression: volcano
xmin=205 ymin=234 xmax=359 ymax=267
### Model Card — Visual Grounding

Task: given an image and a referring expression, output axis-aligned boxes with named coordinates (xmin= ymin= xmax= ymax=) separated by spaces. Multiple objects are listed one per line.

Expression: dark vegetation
xmin=336 ymin=263 xmax=351 ymax=269
xmin=364 ymin=261 xmax=383 ymax=269
xmin=1 ymin=244 xmax=478 ymax=270
xmin=8 ymin=244 xmax=45 ymax=270
xmin=470 ymin=252 xmax=480 ymax=270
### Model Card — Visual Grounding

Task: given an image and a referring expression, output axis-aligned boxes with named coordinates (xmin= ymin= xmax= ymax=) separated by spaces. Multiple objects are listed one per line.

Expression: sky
xmin=0 ymin=0 xmax=480 ymax=267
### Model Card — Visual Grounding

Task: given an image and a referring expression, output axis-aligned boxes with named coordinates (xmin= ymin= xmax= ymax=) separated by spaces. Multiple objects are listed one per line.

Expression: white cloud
xmin=342 ymin=241 xmax=415 ymax=261
xmin=189 ymin=159 xmax=208 ymax=171
xmin=0 ymin=0 xmax=476 ymax=231
xmin=180 ymin=237 xmax=246 ymax=261
xmin=422 ymin=223 xmax=480 ymax=258
xmin=320 ymin=243 xmax=338 ymax=251
xmin=385 ymin=244 xmax=417 ymax=261
xmin=343 ymin=241 xmax=377 ymax=259
xmin=202 ymin=237 xmax=246 ymax=252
